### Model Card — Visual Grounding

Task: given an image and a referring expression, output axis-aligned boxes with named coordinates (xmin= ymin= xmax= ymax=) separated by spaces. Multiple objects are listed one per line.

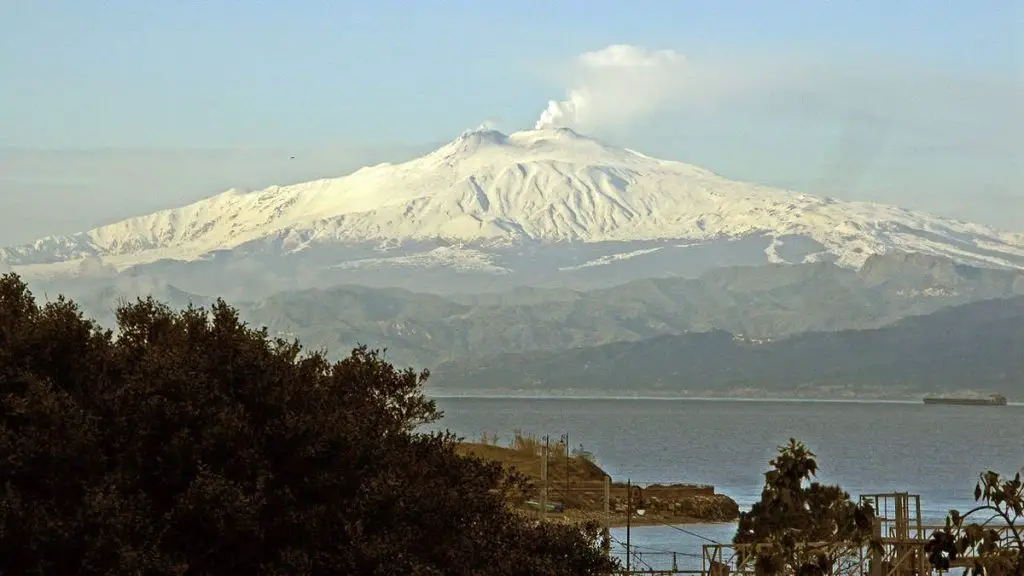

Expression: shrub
xmin=0 ymin=274 xmax=616 ymax=575
xmin=926 ymin=470 xmax=1023 ymax=575
xmin=734 ymin=439 xmax=877 ymax=575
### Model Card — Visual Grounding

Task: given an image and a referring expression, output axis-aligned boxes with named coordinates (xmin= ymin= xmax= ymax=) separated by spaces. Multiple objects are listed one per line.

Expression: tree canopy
xmin=0 ymin=273 xmax=616 ymax=575
xmin=734 ymin=439 xmax=876 ymax=576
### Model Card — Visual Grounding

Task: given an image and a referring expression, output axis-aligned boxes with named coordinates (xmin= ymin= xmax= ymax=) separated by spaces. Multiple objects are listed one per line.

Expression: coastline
xmin=538 ymin=509 xmax=738 ymax=529
xmin=456 ymin=442 xmax=740 ymax=527
xmin=432 ymin=393 xmax=917 ymax=403
xmin=430 ymin=391 xmax=1023 ymax=406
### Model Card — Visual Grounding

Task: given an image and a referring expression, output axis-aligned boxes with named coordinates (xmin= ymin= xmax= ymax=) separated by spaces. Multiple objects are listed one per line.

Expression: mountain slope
xmin=4 ymin=127 xmax=1024 ymax=289
xmin=429 ymin=296 xmax=1024 ymax=399
xmin=236 ymin=253 xmax=1024 ymax=368
xmin=47 ymin=253 xmax=1021 ymax=371
xmin=58 ymin=276 xmax=213 ymax=329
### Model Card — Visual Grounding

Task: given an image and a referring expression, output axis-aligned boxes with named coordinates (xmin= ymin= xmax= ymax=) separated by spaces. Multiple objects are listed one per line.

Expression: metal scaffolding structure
xmin=519 ymin=435 xmax=1017 ymax=575
xmin=701 ymin=540 xmax=869 ymax=576
xmin=859 ymin=492 xmax=929 ymax=576
xmin=695 ymin=492 xmax=1010 ymax=576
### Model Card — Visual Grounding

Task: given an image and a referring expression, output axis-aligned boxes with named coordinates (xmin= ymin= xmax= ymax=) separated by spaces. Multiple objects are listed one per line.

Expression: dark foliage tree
xmin=0 ymin=273 xmax=616 ymax=575
xmin=925 ymin=469 xmax=1023 ymax=575
xmin=733 ymin=439 xmax=877 ymax=576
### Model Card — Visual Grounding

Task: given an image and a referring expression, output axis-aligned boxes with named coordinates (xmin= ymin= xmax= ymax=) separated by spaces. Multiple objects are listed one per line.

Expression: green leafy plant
xmin=925 ymin=470 xmax=1023 ymax=575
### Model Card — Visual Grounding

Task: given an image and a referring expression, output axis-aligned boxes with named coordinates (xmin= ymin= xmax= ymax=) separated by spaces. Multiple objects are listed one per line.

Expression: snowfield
xmin=4 ymin=127 xmax=1024 ymax=281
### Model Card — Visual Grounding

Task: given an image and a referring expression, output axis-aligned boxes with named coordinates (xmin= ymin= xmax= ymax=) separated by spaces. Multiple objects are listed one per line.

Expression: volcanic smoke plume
xmin=535 ymin=45 xmax=688 ymax=132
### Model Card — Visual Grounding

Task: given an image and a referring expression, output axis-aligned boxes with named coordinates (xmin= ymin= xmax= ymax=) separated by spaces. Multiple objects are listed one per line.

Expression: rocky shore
xmin=457 ymin=441 xmax=740 ymax=526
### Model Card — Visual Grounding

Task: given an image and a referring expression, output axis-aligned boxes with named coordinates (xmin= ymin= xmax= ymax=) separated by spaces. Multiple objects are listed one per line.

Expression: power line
xmin=606 ymin=513 xmax=722 ymax=545
xmin=608 ymin=536 xmax=703 ymax=560
xmin=609 ymin=538 xmax=682 ymax=556
xmin=656 ymin=521 xmax=722 ymax=544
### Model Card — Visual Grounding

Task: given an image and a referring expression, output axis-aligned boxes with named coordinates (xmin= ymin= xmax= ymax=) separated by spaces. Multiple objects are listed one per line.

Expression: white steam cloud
xmin=475 ymin=119 xmax=501 ymax=132
xmin=535 ymin=45 xmax=688 ymax=131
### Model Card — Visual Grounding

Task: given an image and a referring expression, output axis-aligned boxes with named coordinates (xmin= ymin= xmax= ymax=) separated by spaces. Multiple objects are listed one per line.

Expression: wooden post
xmin=626 ymin=479 xmax=632 ymax=575
xmin=895 ymin=493 xmax=908 ymax=576
xmin=870 ymin=516 xmax=883 ymax=576
xmin=540 ymin=436 xmax=548 ymax=520
xmin=564 ymin=432 xmax=570 ymax=504
xmin=915 ymin=494 xmax=924 ymax=575
xmin=602 ymin=475 xmax=611 ymax=556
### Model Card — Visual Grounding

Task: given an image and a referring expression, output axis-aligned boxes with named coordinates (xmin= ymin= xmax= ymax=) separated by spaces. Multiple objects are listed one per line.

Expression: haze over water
xmin=431 ymin=397 xmax=1024 ymax=570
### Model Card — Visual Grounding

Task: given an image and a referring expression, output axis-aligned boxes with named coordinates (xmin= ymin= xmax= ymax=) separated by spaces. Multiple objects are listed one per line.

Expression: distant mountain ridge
xmin=4 ymin=127 xmax=1024 ymax=299
xmin=429 ymin=296 xmax=1024 ymax=399
xmin=49 ymin=253 xmax=1024 ymax=373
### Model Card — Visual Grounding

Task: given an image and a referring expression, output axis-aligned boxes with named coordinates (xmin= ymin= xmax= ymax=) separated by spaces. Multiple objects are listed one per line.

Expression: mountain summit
xmin=4 ymin=128 xmax=1024 ymax=293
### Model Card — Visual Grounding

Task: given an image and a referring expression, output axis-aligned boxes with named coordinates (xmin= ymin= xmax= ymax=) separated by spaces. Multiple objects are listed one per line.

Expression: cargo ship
xmin=923 ymin=393 xmax=1007 ymax=406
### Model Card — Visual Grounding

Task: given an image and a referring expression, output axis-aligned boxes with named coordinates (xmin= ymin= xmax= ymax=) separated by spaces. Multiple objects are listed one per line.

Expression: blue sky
xmin=3 ymin=0 xmax=1019 ymax=147
xmin=1 ymin=0 xmax=1022 ymax=243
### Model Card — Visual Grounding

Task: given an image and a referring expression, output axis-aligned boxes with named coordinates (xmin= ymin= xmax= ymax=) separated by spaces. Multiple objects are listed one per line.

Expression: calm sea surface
xmin=428 ymin=397 xmax=1024 ymax=571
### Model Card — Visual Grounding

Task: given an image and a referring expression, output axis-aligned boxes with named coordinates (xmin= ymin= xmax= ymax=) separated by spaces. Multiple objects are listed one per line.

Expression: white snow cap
xmin=2 ymin=127 xmax=1023 ymax=276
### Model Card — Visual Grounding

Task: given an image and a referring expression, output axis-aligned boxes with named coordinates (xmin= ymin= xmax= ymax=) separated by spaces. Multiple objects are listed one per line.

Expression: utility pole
xmin=602 ymin=475 xmax=611 ymax=556
xmin=540 ymin=435 xmax=549 ymax=520
xmin=564 ymin=432 xmax=570 ymax=504
xmin=626 ymin=479 xmax=632 ymax=575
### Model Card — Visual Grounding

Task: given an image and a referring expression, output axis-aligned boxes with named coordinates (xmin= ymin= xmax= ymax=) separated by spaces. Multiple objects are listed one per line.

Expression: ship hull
xmin=923 ymin=397 xmax=1007 ymax=406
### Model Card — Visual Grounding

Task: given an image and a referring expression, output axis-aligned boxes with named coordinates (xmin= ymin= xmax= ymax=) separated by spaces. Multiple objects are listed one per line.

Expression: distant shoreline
xmin=428 ymin=392 xmax=1022 ymax=406
xmin=548 ymin=513 xmax=736 ymax=529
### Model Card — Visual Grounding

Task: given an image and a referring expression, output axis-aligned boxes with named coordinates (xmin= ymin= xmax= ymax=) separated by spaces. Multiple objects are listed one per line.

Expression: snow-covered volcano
xmin=4 ymin=127 xmax=1024 ymax=294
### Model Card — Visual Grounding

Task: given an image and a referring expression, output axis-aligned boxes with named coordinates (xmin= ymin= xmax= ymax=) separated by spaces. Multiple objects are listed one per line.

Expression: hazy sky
xmin=1 ymin=0 xmax=1022 ymax=245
